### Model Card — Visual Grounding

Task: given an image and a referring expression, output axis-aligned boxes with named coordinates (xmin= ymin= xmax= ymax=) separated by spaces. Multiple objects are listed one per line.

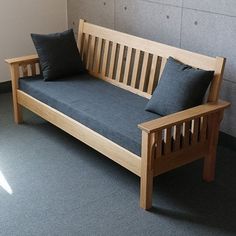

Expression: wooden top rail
xmin=138 ymin=100 xmax=230 ymax=133
xmin=5 ymin=54 xmax=39 ymax=65
xmin=83 ymin=21 xmax=217 ymax=71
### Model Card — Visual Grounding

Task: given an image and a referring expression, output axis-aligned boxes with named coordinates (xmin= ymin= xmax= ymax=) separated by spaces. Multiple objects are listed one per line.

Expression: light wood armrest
xmin=5 ymin=54 xmax=39 ymax=65
xmin=138 ymin=100 xmax=230 ymax=133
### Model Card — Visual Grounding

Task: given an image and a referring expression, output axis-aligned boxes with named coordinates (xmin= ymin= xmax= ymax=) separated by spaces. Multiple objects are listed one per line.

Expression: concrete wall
xmin=67 ymin=0 xmax=236 ymax=138
xmin=0 ymin=0 xmax=67 ymax=83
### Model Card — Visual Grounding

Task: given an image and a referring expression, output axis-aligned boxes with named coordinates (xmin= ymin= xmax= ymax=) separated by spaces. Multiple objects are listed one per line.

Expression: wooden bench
xmin=5 ymin=19 xmax=230 ymax=210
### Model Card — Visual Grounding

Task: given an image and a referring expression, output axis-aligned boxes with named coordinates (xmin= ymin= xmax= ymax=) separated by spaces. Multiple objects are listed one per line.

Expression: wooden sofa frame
xmin=5 ymin=19 xmax=230 ymax=210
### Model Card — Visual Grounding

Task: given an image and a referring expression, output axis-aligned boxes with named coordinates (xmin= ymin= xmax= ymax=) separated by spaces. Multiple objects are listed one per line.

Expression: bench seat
xmin=19 ymin=73 xmax=161 ymax=156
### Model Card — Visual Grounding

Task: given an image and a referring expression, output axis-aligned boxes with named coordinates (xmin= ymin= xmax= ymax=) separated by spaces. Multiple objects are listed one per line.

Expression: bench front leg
xmin=140 ymin=131 xmax=155 ymax=210
xmin=10 ymin=64 xmax=23 ymax=124
xmin=6 ymin=55 xmax=40 ymax=124
xmin=203 ymin=111 xmax=223 ymax=182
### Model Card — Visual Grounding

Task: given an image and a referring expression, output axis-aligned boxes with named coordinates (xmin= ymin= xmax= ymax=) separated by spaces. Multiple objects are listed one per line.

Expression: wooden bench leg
xmin=203 ymin=113 xmax=221 ymax=182
xmin=12 ymin=97 xmax=23 ymax=124
xmin=10 ymin=64 xmax=23 ymax=124
xmin=140 ymin=131 xmax=154 ymax=210
xmin=140 ymin=168 xmax=153 ymax=210
xmin=203 ymin=150 xmax=216 ymax=182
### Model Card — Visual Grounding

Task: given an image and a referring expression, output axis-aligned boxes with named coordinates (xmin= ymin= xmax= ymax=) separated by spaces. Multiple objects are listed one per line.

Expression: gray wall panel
xmin=220 ymin=80 xmax=236 ymax=137
xmin=183 ymin=0 xmax=236 ymax=17
xmin=67 ymin=0 xmax=114 ymax=35
xmin=115 ymin=0 xmax=182 ymax=47
xmin=181 ymin=9 xmax=236 ymax=83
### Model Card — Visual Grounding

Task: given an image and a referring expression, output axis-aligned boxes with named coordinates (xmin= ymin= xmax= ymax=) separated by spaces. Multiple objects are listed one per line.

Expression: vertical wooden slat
xmin=191 ymin=118 xmax=200 ymax=145
xmin=82 ymin=33 xmax=89 ymax=66
xmin=85 ymin=35 xmax=91 ymax=70
xmin=21 ymin=64 xmax=28 ymax=77
xmin=115 ymin=44 xmax=125 ymax=82
xmin=131 ymin=49 xmax=141 ymax=88
xmin=139 ymin=52 xmax=149 ymax=91
xmin=164 ymin=127 xmax=172 ymax=155
xmin=109 ymin=42 xmax=117 ymax=79
xmin=36 ymin=63 xmax=41 ymax=75
xmin=159 ymin=57 xmax=167 ymax=81
xmin=94 ymin=37 xmax=102 ymax=74
xmin=173 ymin=124 xmax=181 ymax=151
xmin=147 ymin=55 xmax=158 ymax=94
xmin=155 ymin=131 xmax=163 ymax=159
xmin=78 ymin=19 xmax=85 ymax=52
xmin=30 ymin=63 xmax=36 ymax=76
xmin=87 ymin=35 xmax=95 ymax=70
xmin=123 ymin=47 xmax=132 ymax=85
xmin=183 ymin=121 xmax=191 ymax=148
xmin=200 ymin=116 xmax=208 ymax=142
xmin=101 ymin=40 xmax=109 ymax=76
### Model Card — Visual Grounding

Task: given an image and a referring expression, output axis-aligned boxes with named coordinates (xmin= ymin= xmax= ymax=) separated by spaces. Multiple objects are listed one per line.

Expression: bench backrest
xmin=78 ymin=19 xmax=225 ymax=102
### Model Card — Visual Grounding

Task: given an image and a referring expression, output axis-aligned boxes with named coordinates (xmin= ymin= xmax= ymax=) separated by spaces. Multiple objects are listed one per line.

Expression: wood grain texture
xmin=139 ymin=52 xmax=149 ymax=91
xmin=147 ymin=55 xmax=158 ymax=94
xmin=140 ymin=132 xmax=154 ymax=209
xmin=203 ymin=113 xmax=222 ymax=182
xmin=115 ymin=44 xmax=125 ymax=82
xmin=131 ymin=49 xmax=141 ymax=88
xmin=208 ymin=57 xmax=226 ymax=102
xmin=9 ymin=64 xmax=22 ymax=124
xmin=108 ymin=42 xmax=117 ymax=78
xmin=94 ymin=37 xmax=103 ymax=74
xmin=101 ymin=40 xmax=109 ymax=76
xmin=123 ymin=47 xmax=132 ymax=85
xmin=5 ymin=54 xmax=38 ymax=64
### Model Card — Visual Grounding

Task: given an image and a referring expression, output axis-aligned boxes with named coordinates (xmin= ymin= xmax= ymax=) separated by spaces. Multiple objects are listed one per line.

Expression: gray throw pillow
xmin=145 ymin=57 xmax=214 ymax=116
xmin=31 ymin=29 xmax=84 ymax=81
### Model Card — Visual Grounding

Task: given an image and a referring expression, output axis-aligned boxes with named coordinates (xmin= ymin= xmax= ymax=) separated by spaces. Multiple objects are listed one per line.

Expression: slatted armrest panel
xmin=138 ymin=100 xmax=230 ymax=133
xmin=5 ymin=55 xmax=40 ymax=78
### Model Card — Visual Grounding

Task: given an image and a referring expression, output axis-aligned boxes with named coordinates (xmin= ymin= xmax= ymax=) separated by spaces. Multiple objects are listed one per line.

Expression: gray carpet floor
xmin=0 ymin=92 xmax=236 ymax=236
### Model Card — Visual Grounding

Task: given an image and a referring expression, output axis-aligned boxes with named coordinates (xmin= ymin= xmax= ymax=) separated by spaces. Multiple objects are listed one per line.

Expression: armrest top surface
xmin=5 ymin=54 xmax=39 ymax=65
xmin=139 ymin=100 xmax=230 ymax=133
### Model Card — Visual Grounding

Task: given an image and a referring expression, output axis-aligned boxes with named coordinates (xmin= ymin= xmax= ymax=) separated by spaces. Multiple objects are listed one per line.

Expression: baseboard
xmin=219 ymin=132 xmax=236 ymax=151
xmin=0 ymin=81 xmax=11 ymax=93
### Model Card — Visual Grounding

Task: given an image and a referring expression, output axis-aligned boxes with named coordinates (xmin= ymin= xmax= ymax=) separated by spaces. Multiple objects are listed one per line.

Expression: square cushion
xmin=145 ymin=57 xmax=214 ymax=116
xmin=31 ymin=29 xmax=84 ymax=81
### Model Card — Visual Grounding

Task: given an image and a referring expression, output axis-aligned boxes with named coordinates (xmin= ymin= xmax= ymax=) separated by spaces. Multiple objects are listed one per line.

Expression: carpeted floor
xmin=0 ymin=92 xmax=236 ymax=236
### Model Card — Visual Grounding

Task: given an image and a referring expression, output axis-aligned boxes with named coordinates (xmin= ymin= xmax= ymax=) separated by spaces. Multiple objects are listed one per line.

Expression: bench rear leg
xmin=140 ymin=131 xmax=154 ymax=210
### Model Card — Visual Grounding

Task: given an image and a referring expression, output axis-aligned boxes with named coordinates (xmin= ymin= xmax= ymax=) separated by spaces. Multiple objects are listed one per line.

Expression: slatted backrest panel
xmin=78 ymin=20 xmax=224 ymax=101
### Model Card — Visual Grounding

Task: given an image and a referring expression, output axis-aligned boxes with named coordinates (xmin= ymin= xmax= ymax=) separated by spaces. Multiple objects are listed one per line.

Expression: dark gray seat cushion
xmin=19 ymin=73 xmax=160 ymax=156
xmin=146 ymin=57 xmax=214 ymax=116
